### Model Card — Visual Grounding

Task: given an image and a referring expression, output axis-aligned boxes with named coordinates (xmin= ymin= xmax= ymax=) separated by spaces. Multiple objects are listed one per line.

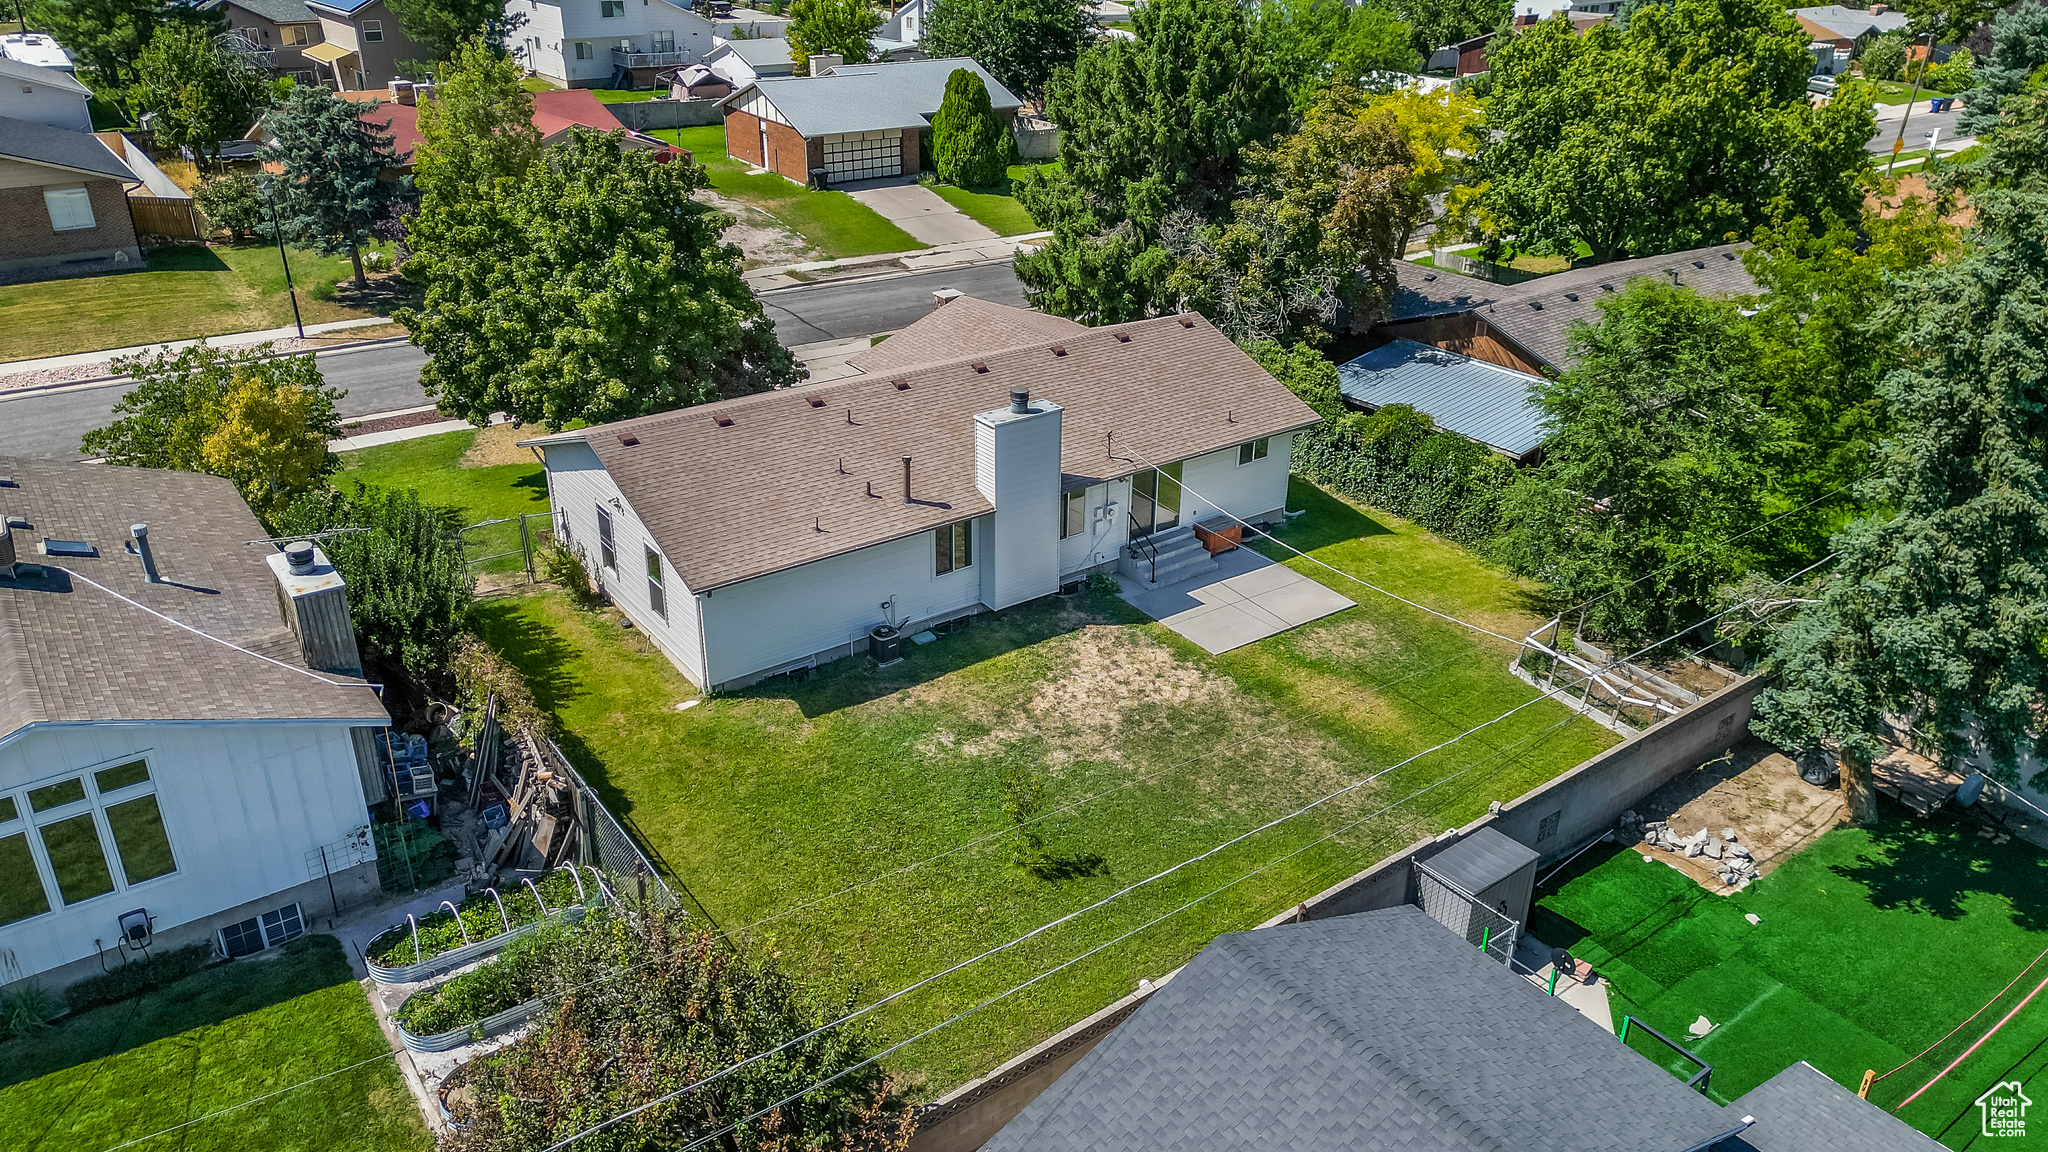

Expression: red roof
xmin=530 ymin=88 xmax=626 ymax=138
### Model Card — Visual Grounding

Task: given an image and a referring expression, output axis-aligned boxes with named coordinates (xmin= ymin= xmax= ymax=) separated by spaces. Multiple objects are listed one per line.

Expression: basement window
xmin=1236 ymin=437 xmax=1270 ymax=466
xmin=221 ymin=901 xmax=304 ymax=957
xmin=934 ymin=521 xmax=972 ymax=575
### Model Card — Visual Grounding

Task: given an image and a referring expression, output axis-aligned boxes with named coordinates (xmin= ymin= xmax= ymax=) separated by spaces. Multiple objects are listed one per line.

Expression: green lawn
xmin=931 ymin=181 xmax=1039 ymax=237
xmin=0 ymin=936 xmax=428 ymax=1151
xmin=655 ymin=124 xmax=924 ymax=259
xmin=1532 ymin=809 xmax=2048 ymax=1147
xmin=336 ymin=425 xmax=550 ymax=575
xmin=471 ymin=476 xmax=1615 ymax=1094
xmin=0 ymin=243 xmax=397 ymax=363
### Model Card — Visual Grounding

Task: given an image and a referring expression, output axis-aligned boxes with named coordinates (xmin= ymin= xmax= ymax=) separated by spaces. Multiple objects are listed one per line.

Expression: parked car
xmin=1807 ymin=74 xmax=1838 ymax=96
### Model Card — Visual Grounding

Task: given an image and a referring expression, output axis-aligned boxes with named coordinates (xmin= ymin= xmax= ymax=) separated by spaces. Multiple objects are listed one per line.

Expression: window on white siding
xmin=645 ymin=546 xmax=667 ymax=618
xmin=935 ymin=521 xmax=972 ymax=575
xmin=1236 ymin=437 xmax=1270 ymax=466
xmin=8 ymin=757 xmax=175 ymax=916
xmin=601 ymin=0 xmax=625 ymax=15
xmin=1060 ymin=489 xmax=1085 ymax=539
xmin=574 ymin=40 xmax=593 ymax=58
xmin=44 ymin=187 xmax=95 ymax=232
xmin=362 ymin=18 xmax=383 ymax=41
xmin=597 ymin=506 xmax=616 ymax=570
xmin=652 ymin=29 xmax=675 ymax=50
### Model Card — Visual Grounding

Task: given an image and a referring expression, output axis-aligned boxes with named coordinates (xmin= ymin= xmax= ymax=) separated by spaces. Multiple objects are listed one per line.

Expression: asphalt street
xmin=0 ymin=260 xmax=1029 ymax=461
xmin=1866 ymin=104 xmax=1964 ymax=154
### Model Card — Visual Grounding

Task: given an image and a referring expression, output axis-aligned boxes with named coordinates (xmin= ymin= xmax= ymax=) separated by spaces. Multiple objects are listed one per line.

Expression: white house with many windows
xmin=509 ymin=0 xmax=719 ymax=88
xmin=0 ymin=458 xmax=391 ymax=993
xmin=520 ymin=298 xmax=1318 ymax=692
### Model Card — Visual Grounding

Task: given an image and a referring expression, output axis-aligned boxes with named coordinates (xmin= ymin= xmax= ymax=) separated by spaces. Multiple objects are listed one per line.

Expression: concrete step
xmin=1120 ymin=527 xmax=1221 ymax=588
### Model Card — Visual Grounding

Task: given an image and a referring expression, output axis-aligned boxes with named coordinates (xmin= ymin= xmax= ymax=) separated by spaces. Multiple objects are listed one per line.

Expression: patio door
xmin=1130 ymin=462 xmax=1182 ymax=537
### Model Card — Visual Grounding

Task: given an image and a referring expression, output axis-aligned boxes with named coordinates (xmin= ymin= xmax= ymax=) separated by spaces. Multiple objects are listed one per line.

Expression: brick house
xmin=720 ymin=56 xmax=1018 ymax=186
xmin=0 ymin=114 xmax=140 ymax=280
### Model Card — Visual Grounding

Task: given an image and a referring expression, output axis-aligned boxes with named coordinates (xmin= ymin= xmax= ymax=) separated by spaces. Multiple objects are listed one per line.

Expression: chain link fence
xmin=1415 ymin=860 xmax=1519 ymax=963
xmin=459 ymin=512 xmax=550 ymax=580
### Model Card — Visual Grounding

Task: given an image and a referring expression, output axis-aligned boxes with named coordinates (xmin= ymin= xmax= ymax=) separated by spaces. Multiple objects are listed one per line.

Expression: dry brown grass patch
xmin=461 ymin=422 xmax=535 ymax=468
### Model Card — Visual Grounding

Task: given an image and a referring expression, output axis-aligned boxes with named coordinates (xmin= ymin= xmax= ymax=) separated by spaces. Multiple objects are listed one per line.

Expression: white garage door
xmin=822 ymin=130 xmax=901 ymax=183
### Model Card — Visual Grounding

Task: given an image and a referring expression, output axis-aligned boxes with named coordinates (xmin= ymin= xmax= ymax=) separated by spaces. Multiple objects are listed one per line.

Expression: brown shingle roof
xmin=0 ymin=457 xmax=387 ymax=739
xmin=848 ymin=296 xmax=1085 ymax=376
xmin=535 ymin=309 xmax=1319 ymax=592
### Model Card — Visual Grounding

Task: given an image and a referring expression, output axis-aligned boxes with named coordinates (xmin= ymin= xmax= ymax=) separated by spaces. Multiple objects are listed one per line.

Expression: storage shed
xmin=1415 ymin=827 xmax=1540 ymax=948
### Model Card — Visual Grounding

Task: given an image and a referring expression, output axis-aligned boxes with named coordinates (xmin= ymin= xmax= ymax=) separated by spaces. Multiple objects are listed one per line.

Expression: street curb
xmin=753 ymin=253 xmax=1022 ymax=295
xmin=0 ymin=334 xmax=414 ymax=400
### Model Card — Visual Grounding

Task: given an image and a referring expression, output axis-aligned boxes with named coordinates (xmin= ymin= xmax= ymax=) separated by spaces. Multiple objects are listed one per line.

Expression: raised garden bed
xmin=393 ymin=922 xmax=576 ymax=1052
xmin=365 ymin=867 xmax=598 ymax=985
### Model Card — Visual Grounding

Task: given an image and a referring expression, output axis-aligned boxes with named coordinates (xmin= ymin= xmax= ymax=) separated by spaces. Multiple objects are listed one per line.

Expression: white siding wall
xmin=512 ymin=0 xmax=570 ymax=86
xmin=541 ymin=440 xmax=709 ymax=688
xmin=0 ymin=721 xmax=368 ymax=981
xmin=0 ymin=80 xmax=91 ymax=132
xmin=699 ymin=519 xmax=986 ymax=687
xmin=733 ymin=85 xmax=790 ymax=125
xmin=1177 ymin=432 xmax=1295 ymax=527
xmin=1058 ymin=478 xmax=1131 ymax=576
xmin=975 ymin=400 xmax=1063 ymax=610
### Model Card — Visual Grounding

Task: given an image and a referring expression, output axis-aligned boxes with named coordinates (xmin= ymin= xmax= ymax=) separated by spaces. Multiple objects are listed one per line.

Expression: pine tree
xmin=931 ymin=68 xmax=1014 ymax=188
xmin=262 ymin=85 xmax=407 ymax=287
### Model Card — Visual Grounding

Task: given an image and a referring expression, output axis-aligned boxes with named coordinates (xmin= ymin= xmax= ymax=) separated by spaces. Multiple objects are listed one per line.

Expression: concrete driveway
xmin=1120 ymin=546 xmax=1355 ymax=655
xmin=842 ymin=178 xmax=999 ymax=246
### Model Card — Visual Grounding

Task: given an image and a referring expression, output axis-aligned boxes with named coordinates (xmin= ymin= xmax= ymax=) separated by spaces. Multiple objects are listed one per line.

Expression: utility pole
xmin=1885 ymin=30 xmax=1936 ymax=179
xmin=263 ymin=181 xmax=306 ymax=340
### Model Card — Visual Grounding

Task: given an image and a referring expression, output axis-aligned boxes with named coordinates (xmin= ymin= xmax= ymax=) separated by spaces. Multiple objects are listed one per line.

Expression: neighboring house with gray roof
xmin=1720 ymin=1061 xmax=1947 ymax=1152
xmin=986 ymin=906 xmax=1753 ymax=1152
xmin=1336 ymin=339 xmax=1550 ymax=461
xmin=0 ymin=55 xmax=93 ymax=133
xmin=0 ymin=457 xmax=393 ymax=997
xmin=519 ymin=296 xmax=1317 ymax=692
xmin=202 ymin=0 xmax=328 ymax=83
xmin=704 ymin=35 xmax=796 ymax=88
xmin=720 ymin=55 xmax=1018 ymax=184
xmin=1790 ymin=3 xmax=1911 ymax=52
xmin=0 ymin=113 xmax=143 ymax=280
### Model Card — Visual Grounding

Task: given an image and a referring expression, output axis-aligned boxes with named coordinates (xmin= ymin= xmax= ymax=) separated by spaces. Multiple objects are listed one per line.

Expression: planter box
xmin=399 ymin=993 xmax=552 ymax=1053
xmin=365 ymin=905 xmax=588 ymax=986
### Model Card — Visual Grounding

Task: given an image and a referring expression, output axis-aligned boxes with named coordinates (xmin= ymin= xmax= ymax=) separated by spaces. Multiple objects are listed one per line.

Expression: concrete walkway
xmin=843 ymin=179 xmax=1000 ymax=246
xmin=0 ymin=314 xmax=396 ymax=377
xmin=744 ymin=231 xmax=1050 ymax=290
xmin=1120 ymin=546 xmax=1354 ymax=655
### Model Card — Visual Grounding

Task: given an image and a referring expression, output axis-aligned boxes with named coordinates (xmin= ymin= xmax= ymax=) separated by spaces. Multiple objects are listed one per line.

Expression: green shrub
xmin=1290 ymin=407 xmax=1518 ymax=551
xmin=1928 ymin=48 xmax=1976 ymax=93
xmin=931 ymin=68 xmax=1014 ymax=188
xmin=0 ymin=984 xmax=62 ymax=1038
xmin=394 ymin=921 xmax=576 ymax=1035
xmin=1861 ymin=31 xmax=1909 ymax=82
xmin=366 ymin=868 xmax=587 ymax=967
xmin=535 ymin=539 xmax=603 ymax=609
xmin=63 ymin=942 xmax=215 ymax=1015
xmin=194 ymin=174 xmax=269 ymax=244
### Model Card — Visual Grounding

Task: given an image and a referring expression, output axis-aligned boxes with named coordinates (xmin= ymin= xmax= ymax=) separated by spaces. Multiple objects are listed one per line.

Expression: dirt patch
xmin=1620 ymin=737 xmax=1845 ymax=893
xmin=461 ymin=421 xmax=535 ymax=467
xmin=702 ymin=189 xmax=817 ymax=269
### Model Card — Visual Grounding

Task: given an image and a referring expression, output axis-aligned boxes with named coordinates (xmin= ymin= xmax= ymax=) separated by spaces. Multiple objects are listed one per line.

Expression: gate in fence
xmin=458 ymin=511 xmax=550 ymax=581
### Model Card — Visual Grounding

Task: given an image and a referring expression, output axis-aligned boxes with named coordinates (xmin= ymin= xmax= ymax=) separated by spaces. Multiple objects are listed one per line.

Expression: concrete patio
xmin=1118 ymin=546 xmax=1354 ymax=655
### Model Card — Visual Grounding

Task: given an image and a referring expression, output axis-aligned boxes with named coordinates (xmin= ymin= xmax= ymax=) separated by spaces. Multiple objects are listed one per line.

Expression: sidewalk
xmin=745 ymin=231 xmax=1050 ymax=291
xmin=0 ymin=315 xmax=400 ymax=393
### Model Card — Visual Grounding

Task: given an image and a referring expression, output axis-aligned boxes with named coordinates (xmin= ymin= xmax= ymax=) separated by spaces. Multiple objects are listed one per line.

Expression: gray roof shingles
xmin=203 ymin=0 xmax=320 ymax=23
xmin=0 ymin=113 xmax=135 ymax=181
xmin=986 ymin=906 xmax=1744 ymax=1152
xmin=536 ymin=304 xmax=1318 ymax=593
xmin=726 ymin=57 xmax=1020 ymax=138
xmin=1419 ymin=826 xmax=1540 ymax=893
xmin=1335 ymin=339 xmax=1548 ymax=459
xmin=1716 ymin=1062 xmax=1947 ymax=1152
xmin=0 ymin=457 xmax=386 ymax=738
xmin=1388 ymin=244 xmax=1757 ymax=371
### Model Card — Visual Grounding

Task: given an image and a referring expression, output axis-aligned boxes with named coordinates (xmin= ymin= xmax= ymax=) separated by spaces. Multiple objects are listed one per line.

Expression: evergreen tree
xmin=1958 ymin=0 xmax=2048 ymax=134
xmin=920 ymin=0 xmax=1094 ymax=98
xmin=931 ymin=68 xmax=1014 ymax=187
xmin=262 ymin=85 xmax=407 ymax=287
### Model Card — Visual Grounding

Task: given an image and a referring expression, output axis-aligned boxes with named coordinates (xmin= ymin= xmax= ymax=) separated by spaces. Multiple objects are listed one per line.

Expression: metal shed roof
xmin=1335 ymin=339 xmax=1548 ymax=459
xmin=1423 ymin=827 xmax=1540 ymax=895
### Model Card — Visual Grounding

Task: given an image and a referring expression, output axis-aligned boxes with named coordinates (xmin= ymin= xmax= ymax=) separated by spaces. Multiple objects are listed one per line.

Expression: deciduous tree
xmin=384 ymin=0 xmax=522 ymax=62
xmin=787 ymin=0 xmax=882 ymax=73
xmin=1481 ymin=0 xmax=1875 ymax=262
xmin=1363 ymin=85 xmax=1484 ymax=249
xmin=920 ymin=0 xmax=1094 ymax=98
xmin=25 ymin=0 xmax=217 ymax=96
xmin=1254 ymin=0 xmax=1418 ymax=109
xmin=136 ymin=24 xmax=271 ymax=164
xmin=931 ymin=68 xmax=1015 ymax=187
xmin=81 ymin=342 xmax=343 ymax=519
xmin=1391 ymin=0 xmax=1510 ymax=57
xmin=263 ymin=85 xmax=408 ymax=286
xmin=401 ymin=129 xmax=797 ymax=429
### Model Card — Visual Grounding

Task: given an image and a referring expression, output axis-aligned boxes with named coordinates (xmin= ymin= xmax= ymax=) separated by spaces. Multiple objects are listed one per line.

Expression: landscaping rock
xmin=1685 ymin=830 xmax=1710 ymax=858
xmin=1722 ymin=828 xmax=1738 ymax=842
xmin=1703 ymin=837 xmax=1724 ymax=860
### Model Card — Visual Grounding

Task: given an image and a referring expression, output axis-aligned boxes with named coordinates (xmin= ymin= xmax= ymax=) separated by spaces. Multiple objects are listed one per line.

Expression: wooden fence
xmin=130 ymin=196 xmax=203 ymax=241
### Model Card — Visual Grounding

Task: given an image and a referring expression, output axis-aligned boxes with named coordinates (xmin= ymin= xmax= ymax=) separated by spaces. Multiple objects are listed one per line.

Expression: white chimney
xmin=267 ymin=542 xmax=365 ymax=677
xmin=389 ymin=78 xmax=415 ymax=104
xmin=933 ymin=288 xmax=963 ymax=309
xmin=973 ymin=388 xmax=1063 ymax=610
xmin=810 ymin=52 xmax=843 ymax=75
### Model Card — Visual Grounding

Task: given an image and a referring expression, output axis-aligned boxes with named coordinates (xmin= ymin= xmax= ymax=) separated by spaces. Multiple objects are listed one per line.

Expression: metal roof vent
xmin=283 ymin=539 xmax=318 ymax=575
xmin=1528 ymin=300 xmax=1543 ymax=310
xmin=1564 ymin=292 xmax=1579 ymax=301
xmin=1178 ymin=316 xmax=1196 ymax=328
xmin=1009 ymin=388 xmax=1030 ymax=414
xmin=971 ymin=362 xmax=988 ymax=374
xmin=1050 ymin=345 xmax=1066 ymax=357
xmin=1115 ymin=333 xmax=1131 ymax=343
xmin=893 ymin=379 xmax=911 ymax=390
xmin=130 ymin=524 xmax=161 ymax=583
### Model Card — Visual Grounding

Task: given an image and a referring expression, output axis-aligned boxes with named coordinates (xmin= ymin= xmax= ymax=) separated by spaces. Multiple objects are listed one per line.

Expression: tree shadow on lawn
xmin=1826 ymin=803 xmax=2048 ymax=931
xmin=470 ymin=598 xmax=588 ymax=717
xmin=0 ymin=936 xmax=354 ymax=1092
xmin=737 ymin=589 xmax=1152 ymax=720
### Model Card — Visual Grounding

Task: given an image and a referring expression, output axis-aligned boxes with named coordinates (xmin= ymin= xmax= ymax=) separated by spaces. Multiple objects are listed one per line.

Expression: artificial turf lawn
xmin=472 ymin=476 xmax=1616 ymax=1094
xmin=0 ymin=935 xmax=428 ymax=1151
xmin=654 ymin=125 xmax=924 ymax=259
xmin=0 ymin=243 xmax=393 ymax=362
xmin=1532 ymin=809 xmax=2048 ymax=1148
xmin=336 ymin=426 xmax=550 ymax=575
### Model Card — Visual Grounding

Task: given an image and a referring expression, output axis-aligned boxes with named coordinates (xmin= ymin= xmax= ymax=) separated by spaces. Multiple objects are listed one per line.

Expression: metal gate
xmin=1417 ymin=860 xmax=1519 ymax=963
xmin=822 ymin=130 xmax=901 ymax=183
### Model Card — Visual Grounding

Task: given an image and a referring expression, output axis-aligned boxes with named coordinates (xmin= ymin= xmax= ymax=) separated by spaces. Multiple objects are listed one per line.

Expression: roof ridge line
xmin=1215 ymin=928 xmax=1513 ymax=1152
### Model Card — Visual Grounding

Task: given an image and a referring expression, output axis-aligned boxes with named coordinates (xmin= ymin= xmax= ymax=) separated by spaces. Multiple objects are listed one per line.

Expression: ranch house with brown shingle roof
xmin=520 ymin=298 xmax=1320 ymax=691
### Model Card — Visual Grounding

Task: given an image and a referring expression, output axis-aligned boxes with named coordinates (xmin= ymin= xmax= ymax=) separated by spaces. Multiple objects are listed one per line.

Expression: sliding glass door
xmin=1130 ymin=462 xmax=1182 ymax=537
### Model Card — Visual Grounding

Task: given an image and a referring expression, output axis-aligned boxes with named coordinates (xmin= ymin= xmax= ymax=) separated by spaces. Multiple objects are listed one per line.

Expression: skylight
xmin=41 ymin=540 xmax=95 ymax=557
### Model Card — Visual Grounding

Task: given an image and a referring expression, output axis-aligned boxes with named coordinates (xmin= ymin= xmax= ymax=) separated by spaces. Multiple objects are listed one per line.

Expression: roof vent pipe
xmin=1009 ymin=388 xmax=1030 ymax=414
xmin=902 ymin=455 xmax=913 ymax=504
xmin=130 ymin=523 xmax=160 ymax=584
xmin=284 ymin=539 xmax=318 ymax=575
